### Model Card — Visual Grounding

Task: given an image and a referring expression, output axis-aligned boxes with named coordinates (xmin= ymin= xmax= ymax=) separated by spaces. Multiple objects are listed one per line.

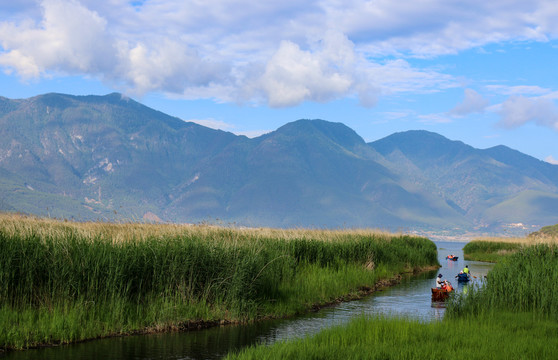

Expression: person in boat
xmin=463 ymin=265 xmax=471 ymax=277
xmin=436 ymin=274 xmax=445 ymax=288
xmin=437 ymin=274 xmax=453 ymax=291
xmin=456 ymin=271 xmax=468 ymax=281
xmin=447 ymin=254 xmax=454 ymax=259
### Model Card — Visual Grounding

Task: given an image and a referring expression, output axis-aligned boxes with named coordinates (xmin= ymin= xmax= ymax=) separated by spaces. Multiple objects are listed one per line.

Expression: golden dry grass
xmin=472 ymin=235 xmax=558 ymax=245
xmin=0 ymin=212 xmax=399 ymax=244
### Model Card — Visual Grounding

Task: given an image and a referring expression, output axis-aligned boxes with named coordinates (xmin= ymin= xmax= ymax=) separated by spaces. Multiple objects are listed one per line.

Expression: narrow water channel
xmin=2 ymin=240 xmax=494 ymax=360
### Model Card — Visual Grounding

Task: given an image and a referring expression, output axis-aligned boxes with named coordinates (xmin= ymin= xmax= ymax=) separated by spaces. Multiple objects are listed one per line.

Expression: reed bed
xmin=228 ymin=242 xmax=558 ymax=360
xmin=0 ymin=213 xmax=438 ymax=350
xmin=449 ymin=243 xmax=558 ymax=318
xmin=470 ymin=235 xmax=558 ymax=245
xmin=462 ymin=240 xmax=522 ymax=262
xmin=225 ymin=311 xmax=558 ymax=360
xmin=0 ymin=213 xmax=397 ymax=244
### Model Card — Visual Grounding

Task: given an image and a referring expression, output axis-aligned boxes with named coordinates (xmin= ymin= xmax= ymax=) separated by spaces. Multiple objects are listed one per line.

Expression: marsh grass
xmin=462 ymin=240 xmax=522 ymax=262
xmin=227 ymin=242 xmax=558 ymax=360
xmin=225 ymin=311 xmax=558 ymax=360
xmin=259 ymin=262 xmax=392 ymax=316
xmin=450 ymin=244 xmax=558 ymax=318
xmin=0 ymin=213 xmax=437 ymax=350
xmin=470 ymin=235 xmax=558 ymax=245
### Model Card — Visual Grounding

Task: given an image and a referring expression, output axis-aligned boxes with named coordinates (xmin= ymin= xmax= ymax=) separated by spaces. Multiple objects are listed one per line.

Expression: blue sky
xmin=1 ymin=0 xmax=558 ymax=163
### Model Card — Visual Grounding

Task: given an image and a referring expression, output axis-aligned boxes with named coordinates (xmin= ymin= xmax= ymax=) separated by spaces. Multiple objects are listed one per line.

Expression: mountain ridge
xmin=1 ymin=92 xmax=557 ymax=235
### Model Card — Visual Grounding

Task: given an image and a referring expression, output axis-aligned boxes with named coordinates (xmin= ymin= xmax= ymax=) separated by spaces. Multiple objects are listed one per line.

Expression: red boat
xmin=431 ymin=285 xmax=453 ymax=301
xmin=446 ymin=255 xmax=458 ymax=261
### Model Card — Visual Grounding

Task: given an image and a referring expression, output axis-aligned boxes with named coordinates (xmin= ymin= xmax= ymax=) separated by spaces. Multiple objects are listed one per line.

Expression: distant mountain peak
xmin=274 ymin=119 xmax=365 ymax=149
xmin=370 ymin=129 xmax=472 ymax=162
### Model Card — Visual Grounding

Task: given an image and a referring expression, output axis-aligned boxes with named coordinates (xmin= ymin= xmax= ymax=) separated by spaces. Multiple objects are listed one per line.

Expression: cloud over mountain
xmin=3 ymin=0 xmax=558 ymax=106
xmin=450 ymin=89 xmax=489 ymax=116
xmin=498 ymin=95 xmax=558 ymax=130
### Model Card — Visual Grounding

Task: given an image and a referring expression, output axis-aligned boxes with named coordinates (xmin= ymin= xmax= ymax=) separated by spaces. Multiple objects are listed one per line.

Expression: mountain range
xmin=1 ymin=93 xmax=557 ymax=236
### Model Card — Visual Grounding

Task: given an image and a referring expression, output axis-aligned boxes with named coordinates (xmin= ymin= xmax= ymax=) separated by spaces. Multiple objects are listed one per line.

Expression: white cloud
xmin=450 ymin=88 xmax=489 ymax=116
xmin=486 ymin=85 xmax=550 ymax=96
xmin=241 ymin=31 xmax=455 ymax=107
xmin=117 ymin=39 xmax=230 ymax=96
xmin=0 ymin=0 xmax=230 ymax=95
xmin=498 ymin=96 xmax=558 ymax=129
xmin=381 ymin=111 xmax=413 ymax=120
xmin=541 ymin=91 xmax=558 ymax=101
xmin=235 ymin=129 xmax=272 ymax=138
xmin=322 ymin=0 xmax=555 ymax=57
xmin=545 ymin=155 xmax=558 ymax=165
xmin=186 ymin=118 xmax=235 ymax=131
xmin=0 ymin=0 xmax=116 ymax=78
xmin=254 ymin=34 xmax=354 ymax=107
xmin=1 ymin=0 xmax=558 ymax=105
xmin=365 ymin=59 xmax=455 ymax=94
xmin=185 ymin=118 xmax=271 ymax=138
xmin=418 ymin=113 xmax=452 ymax=124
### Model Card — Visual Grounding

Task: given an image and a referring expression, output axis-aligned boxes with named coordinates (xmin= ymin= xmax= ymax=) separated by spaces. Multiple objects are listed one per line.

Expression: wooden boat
xmin=431 ymin=286 xmax=453 ymax=301
xmin=446 ymin=256 xmax=458 ymax=261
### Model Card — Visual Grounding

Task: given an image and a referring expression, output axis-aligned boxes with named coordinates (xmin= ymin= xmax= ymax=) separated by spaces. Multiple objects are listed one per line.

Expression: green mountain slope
xmin=1 ymin=93 xmax=557 ymax=233
xmin=483 ymin=190 xmax=558 ymax=227
xmin=0 ymin=93 xmax=240 ymax=221
xmin=369 ymin=130 xmax=558 ymax=232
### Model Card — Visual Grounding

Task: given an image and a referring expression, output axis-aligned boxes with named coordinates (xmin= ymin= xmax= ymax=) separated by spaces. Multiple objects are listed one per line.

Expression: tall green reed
xmin=289 ymin=234 xmax=437 ymax=270
xmin=0 ymin=230 xmax=292 ymax=311
xmin=0 ymin=227 xmax=436 ymax=312
xmin=226 ymin=311 xmax=558 ymax=360
xmin=448 ymin=244 xmax=558 ymax=318
xmin=0 ymin=215 xmax=439 ymax=349
xmin=462 ymin=240 xmax=521 ymax=262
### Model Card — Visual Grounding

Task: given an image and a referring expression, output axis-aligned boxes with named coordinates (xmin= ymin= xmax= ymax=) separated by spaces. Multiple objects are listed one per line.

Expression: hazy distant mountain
xmin=1 ymin=93 xmax=557 ymax=235
xmin=369 ymin=130 xmax=558 ymax=232
xmin=0 ymin=93 xmax=238 ymax=221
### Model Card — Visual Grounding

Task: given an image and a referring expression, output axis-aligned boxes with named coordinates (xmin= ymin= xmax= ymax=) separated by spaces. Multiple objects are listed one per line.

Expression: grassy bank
xmin=449 ymin=244 xmax=558 ymax=318
xmin=226 ymin=243 xmax=558 ymax=360
xmin=462 ymin=240 xmax=522 ymax=262
xmin=0 ymin=214 xmax=438 ymax=350
xmin=226 ymin=312 xmax=558 ymax=360
xmin=463 ymin=234 xmax=558 ymax=262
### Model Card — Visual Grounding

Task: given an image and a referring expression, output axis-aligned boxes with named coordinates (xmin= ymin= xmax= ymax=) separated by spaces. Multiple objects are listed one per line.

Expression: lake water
xmin=2 ymin=240 xmax=494 ymax=360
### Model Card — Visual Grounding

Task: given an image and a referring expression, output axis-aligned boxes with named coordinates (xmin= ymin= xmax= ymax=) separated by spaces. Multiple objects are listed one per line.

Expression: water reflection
xmin=2 ymin=240 xmax=494 ymax=360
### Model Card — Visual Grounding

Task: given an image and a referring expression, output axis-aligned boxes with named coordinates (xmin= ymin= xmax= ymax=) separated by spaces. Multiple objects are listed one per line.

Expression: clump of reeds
xmin=449 ymin=243 xmax=558 ymax=319
xmin=0 ymin=213 xmax=438 ymax=350
xmin=462 ymin=240 xmax=522 ymax=262
xmin=471 ymin=235 xmax=558 ymax=245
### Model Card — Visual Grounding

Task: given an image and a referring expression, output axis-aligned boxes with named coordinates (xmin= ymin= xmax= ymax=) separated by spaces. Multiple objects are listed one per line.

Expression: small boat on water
xmin=431 ymin=282 xmax=454 ymax=301
xmin=446 ymin=255 xmax=458 ymax=261
xmin=456 ymin=273 xmax=470 ymax=283
xmin=431 ymin=287 xmax=452 ymax=301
